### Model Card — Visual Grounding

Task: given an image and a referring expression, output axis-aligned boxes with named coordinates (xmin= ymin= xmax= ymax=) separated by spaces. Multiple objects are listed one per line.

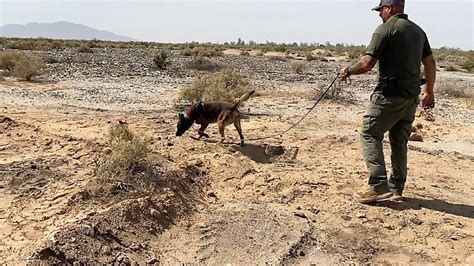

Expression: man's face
xmin=379 ymin=5 xmax=391 ymax=22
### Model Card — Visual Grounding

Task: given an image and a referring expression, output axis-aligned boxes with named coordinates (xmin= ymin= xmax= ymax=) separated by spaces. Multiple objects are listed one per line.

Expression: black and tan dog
xmin=176 ymin=90 xmax=255 ymax=145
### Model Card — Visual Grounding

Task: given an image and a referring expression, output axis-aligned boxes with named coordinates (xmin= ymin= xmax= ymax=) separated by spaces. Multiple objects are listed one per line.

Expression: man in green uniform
xmin=338 ymin=0 xmax=436 ymax=203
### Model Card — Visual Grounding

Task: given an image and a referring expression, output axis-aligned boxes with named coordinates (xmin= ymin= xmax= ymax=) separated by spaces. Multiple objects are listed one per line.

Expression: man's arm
xmin=339 ymin=55 xmax=378 ymax=81
xmin=421 ymin=54 xmax=436 ymax=108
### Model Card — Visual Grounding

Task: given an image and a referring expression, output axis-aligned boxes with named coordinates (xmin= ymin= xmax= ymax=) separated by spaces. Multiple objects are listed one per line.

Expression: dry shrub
xmin=77 ymin=45 xmax=93 ymax=53
xmin=177 ymin=68 xmax=250 ymax=104
xmin=0 ymin=51 xmax=45 ymax=81
xmin=51 ymin=41 xmax=64 ymax=49
xmin=291 ymin=61 xmax=307 ymax=74
xmin=461 ymin=53 xmax=474 ymax=72
xmin=181 ymin=48 xmax=194 ymax=56
xmin=445 ymin=64 xmax=459 ymax=72
xmin=96 ymin=123 xmax=155 ymax=194
xmin=5 ymin=40 xmax=37 ymax=50
xmin=153 ymin=50 xmax=170 ymax=70
xmin=268 ymin=56 xmax=287 ymax=62
xmin=0 ymin=51 xmax=20 ymax=71
xmin=313 ymin=81 xmax=356 ymax=104
xmin=306 ymin=52 xmax=316 ymax=61
xmin=181 ymin=47 xmax=222 ymax=57
xmin=240 ymin=50 xmax=250 ymax=56
xmin=436 ymin=81 xmax=470 ymax=98
xmin=184 ymin=55 xmax=221 ymax=71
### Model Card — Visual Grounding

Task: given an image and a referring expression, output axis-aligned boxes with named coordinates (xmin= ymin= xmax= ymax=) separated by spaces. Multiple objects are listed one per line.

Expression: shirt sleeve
xmin=365 ymin=24 xmax=389 ymax=59
xmin=422 ymin=33 xmax=433 ymax=59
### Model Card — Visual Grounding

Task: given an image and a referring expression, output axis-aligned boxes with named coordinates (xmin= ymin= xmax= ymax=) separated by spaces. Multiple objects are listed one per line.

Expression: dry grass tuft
xmin=94 ymin=123 xmax=158 ymax=196
xmin=0 ymin=51 xmax=45 ymax=81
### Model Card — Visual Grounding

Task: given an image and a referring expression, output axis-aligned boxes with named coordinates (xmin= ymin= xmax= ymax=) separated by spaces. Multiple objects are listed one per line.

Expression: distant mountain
xmin=0 ymin=21 xmax=135 ymax=41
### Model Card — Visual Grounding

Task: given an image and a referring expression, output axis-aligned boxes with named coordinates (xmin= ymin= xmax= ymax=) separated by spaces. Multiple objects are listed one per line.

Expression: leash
xmin=247 ymin=73 xmax=350 ymax=141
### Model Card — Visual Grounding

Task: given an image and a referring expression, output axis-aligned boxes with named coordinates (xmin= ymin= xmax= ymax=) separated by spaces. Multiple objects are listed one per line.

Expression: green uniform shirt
xmin=366 ymin=13 xmax=432 ymax=96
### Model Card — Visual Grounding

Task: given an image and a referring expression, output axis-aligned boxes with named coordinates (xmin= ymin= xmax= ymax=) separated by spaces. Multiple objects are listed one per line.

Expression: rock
xmin=264 ymin=144 xmax=285 ymax=157
xmin=147 ymin=258 xmax=158 ymax=264
xmin=356 ymin=212 xmax=366 ymax=218
xmin=410 ymin=217 xmax=423 ymax=225
xmin=207 ymin=191 xmax=217 ymax=198
xmin=449 ymin=235 xmax=458 ymax=241
xmin=382 ymin=223 xmax=395 ymax=230
xmin=409 ymin=133 xmax=423 ymax=142
xmin=129 ymin=244 xmax=140 ymax=251
xmin=294 ymin=211 xmax=307 ymax=219
xmin=341 ymin=215 xmax=352 ymax=221
xmin=103 ymin=147 xmax=112 ymax=154
xmin=101 ymin=245 xmax=112 ymax=255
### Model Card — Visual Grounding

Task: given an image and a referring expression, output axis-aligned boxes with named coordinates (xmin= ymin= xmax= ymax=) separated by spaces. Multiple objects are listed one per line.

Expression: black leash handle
xmin=247 ymin=74 xmax=341 ymax=141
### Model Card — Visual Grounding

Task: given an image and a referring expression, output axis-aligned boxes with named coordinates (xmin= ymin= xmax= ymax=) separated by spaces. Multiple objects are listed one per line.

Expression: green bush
xmin=177 ymin=69 xmax=250 ymax=104
xmin=153 ymin=50 xmax=170 ymax=70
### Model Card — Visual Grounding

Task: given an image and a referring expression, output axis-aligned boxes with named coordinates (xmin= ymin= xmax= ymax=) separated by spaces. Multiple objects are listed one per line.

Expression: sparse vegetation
xmin=184 ymin=55 xmax=221 ymax=71
xmin=291 ymin=61 xmax=307 ymax=74
xmin=445 ymin=64 xmax=459 ymax=72
xmin=436 ymin=81 xmax=470 ymax=98
xmin=180 ymin=47 xmax=222 ymax=57
xmin=240 ymin=50 xmax=250 ymax=56
xmin=153 ymin=50 xmax=170 ymax=70
xmin=0 ymin=51 xmax=45 ymax=81
xmin=461 ymin=53 xmax=474 ymax=72
xmin=176 ymin=68 xmax=250 ymax=105
xmin=96 ymin=123 xmax=154 ymax=193
xmin=306 ymin=52 xmax=316 ymax=61
xmin=77 ymin=45 xmax=93 ymax=53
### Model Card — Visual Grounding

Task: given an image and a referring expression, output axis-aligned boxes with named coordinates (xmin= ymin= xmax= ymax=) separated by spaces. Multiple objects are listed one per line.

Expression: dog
xmin=176 ymin=90 xmax=255 ymax=145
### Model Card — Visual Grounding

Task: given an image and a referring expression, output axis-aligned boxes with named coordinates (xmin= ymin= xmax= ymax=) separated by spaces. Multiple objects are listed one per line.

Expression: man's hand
xmin=421 ymin=91 xmax=435 ymax=109
xmin=338 ymin=67 xmax=349 ymax=81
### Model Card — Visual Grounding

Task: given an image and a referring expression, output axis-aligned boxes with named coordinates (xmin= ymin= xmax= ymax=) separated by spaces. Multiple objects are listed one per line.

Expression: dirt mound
xmin=28 ymin=162 xmax=208 ymax=264
xmin=0 ymin=115 xmax=16 ymax=131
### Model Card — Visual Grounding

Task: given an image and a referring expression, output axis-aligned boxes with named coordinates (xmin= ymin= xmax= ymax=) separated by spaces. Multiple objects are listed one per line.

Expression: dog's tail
xmin=232 ymin=90 xmax=255 ymax=109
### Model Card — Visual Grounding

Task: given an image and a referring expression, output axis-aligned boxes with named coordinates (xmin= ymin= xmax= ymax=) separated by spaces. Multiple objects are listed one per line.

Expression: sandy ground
xmin=0 ymin=48 xmax=473 ymax=264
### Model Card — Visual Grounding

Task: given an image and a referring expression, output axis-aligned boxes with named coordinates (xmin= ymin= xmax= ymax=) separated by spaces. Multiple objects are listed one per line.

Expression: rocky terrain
xmin=0 ymin=47 xmax=473 ymax=264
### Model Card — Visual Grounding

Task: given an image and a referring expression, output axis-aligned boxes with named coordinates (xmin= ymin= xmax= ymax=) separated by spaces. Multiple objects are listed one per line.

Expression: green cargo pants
xmin=361 ymin=92 xmax=419 ymax=193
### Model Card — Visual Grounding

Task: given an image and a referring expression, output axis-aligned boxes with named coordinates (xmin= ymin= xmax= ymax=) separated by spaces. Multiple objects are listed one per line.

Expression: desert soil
xmin=0 ymin=48 xmax=473 ymax=264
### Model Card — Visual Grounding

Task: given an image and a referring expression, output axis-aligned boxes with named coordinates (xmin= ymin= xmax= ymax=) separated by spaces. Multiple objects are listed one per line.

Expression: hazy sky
xmin=0 ymin=0 xmax=472 ymax=50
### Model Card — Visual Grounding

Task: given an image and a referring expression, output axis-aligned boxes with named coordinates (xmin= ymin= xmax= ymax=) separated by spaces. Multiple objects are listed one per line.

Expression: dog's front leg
xmin=197 ymin=123 xmax=209 ymax=139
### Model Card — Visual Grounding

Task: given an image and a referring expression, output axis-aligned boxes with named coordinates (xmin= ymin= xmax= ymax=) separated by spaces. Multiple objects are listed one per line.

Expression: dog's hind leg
xmin=233 ymin=112 xmax=245 ymax=146
xmin=218 ymin=111 xmax=232 ymax=143
xmin=197 ymin=123 xmax=209 ymax=139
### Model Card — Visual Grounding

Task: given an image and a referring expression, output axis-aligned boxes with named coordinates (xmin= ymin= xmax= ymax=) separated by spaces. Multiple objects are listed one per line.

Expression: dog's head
xmin=176 ymin=112 xmax=194 ymax=137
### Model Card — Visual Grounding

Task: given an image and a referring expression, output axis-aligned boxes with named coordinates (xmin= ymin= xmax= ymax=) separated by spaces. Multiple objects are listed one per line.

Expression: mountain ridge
xmin=0 ymin=21 xmax=135 ymax=41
